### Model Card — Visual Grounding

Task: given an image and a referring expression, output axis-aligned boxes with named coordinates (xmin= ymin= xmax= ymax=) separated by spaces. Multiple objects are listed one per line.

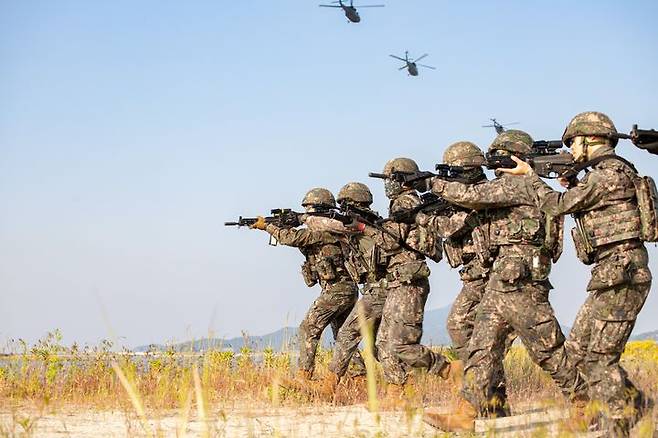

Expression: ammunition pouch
xmin=389 ymin=261 xmax=431 ymax=284
xmin=634 ymin=175 xmax=658 ymax=242
xmin=587 ymin=256 xmax=631 ymax=291
xmin=459 ymin=261 xmax=489 ymax=282
xmin=407 ymin=225 xmax=443 ymax=263
xmin=530 ymin=252 xmax=552 ymax=282
xmin=301 ymin=261 xmax=318 ymax=287
xmin=489 ymin=255 xmax=529 ymax=292
xmin=443 ymin=238 xmax=464 ymax=268
xmin=571 ymin=222 xmax=594 ymax=265
xmin=315 ymin=257 xmax=338 ymax=281
xmin=544 ymin=215 xmax=565 ymax=263
xmin=472 ymin=225 xmax=493 ymax=265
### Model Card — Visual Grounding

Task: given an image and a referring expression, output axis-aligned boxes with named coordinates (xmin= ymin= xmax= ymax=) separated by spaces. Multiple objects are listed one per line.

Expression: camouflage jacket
xmin=369 ymin=190 xmax=432 ymax=284
xmin=432 ymin=174 xmax=552 ymax=292
xmin=527 ymin=147 xmax=651 ymax=289
xmin=264 ymin=223 xmax=355 ymax=290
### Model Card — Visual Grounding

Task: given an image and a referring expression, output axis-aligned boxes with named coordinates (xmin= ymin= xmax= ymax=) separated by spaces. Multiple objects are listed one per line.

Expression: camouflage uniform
xmin=527 ymin=112 xmax=652 ymax=432
xmin=431 ymin=132 xmax=586 ymax=415
xmin=375 ymin=189 xmax=447 ymax=385
xmin=327 ymin=222 xmax=389 ymax=378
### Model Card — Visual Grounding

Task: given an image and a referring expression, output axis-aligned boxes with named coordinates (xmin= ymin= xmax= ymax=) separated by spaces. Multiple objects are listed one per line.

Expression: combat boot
xmin=378 ymin=383 xmax=406 ymax=411
xmin=279 ymin=369 xmax=313 ymax=391
xmin=423 ymin=398 xmax=477 ymax=432
xmin=438 ymin=360 xmax=464 ymax=387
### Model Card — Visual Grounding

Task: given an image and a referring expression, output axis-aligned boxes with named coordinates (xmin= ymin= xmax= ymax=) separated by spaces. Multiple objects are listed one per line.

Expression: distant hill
xmin=135 ymin=306 xmax=656 ymax=352
xmin=136 ymin=306 xmax=452 ymax=352
xmin=631 ymin=330 xmax=658 ymax=342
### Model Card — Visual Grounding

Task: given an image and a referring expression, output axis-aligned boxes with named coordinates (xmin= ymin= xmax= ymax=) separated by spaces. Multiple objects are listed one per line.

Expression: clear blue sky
xmin=1 ymin=0 xmax=657 ymax=348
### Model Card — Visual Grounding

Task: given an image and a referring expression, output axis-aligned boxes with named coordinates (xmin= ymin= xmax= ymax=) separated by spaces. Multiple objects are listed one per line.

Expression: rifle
xmin=224 ymin=208 xmax=302 ymax=228
xmin=385 ymin=192 xmax=455 ymax=224
xmin=225 ymin=207 xmax=352 ymax=228
xmin=486 ymin=140 xmax=576 ymax=180
xmin=368 ymin=164 xmax=483 ymax=187
xmin=614 ymin=125 xmax=658 ymax=155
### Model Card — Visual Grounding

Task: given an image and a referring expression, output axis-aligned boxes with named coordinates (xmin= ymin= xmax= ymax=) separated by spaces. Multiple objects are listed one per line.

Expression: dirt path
xmin=0 ymin=404 xmax=642 ymax=437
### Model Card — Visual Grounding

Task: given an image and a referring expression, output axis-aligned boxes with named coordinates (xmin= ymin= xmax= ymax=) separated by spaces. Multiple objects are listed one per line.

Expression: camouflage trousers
xmin=376 ymin=278 xmax=448 ymax=385
xmin=327 ymin=285 xmax=388 ymax=378
xmin=566 ymin=282 xmax=651 ymax=421
xmin=447 ymin=278 xmax=514 ymax=401
xmin=298 ymin=284 xmax=365 ymax=374
xmin=463 ymin=282 xmax=586 ymax=415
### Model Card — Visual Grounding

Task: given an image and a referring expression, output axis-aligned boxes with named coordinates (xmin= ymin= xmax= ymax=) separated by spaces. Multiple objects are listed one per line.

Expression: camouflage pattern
xmin=264 ymin=223 xmax=363 ymax=374
xmin=382 ymin=157 xmax=420 ymax=198
xmin=302 ymin=187 xmax=336 ymax=208
xmin=337 ymin=182 xmax=373 ymax=205
xmin=327 ymin=284 xmax=388 ymax=377
xmin=373 ymin=190 xmax=448 ymax=385
xmin=431 ymin=175 xmax=587 ymax=414
xmin=528 ymin=146 xmax=652 ymax=429
xmin=562 ymin=111 xmax=618 ymax=147
xmin=488 ymin=129 xmax=533 ymax=155
xmin=443 ymin=141 xmax=486 ymax=167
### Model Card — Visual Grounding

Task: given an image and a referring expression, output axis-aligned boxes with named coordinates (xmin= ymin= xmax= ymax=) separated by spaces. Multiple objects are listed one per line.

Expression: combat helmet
xmin=383 ymin=157 xmax=420 ymax=175
xmin=443 ymin=141 xmax=485 ymax=166
xmin=382 ymin=157 xmax=419 ymax=198
xmin=489 ymin=129 xmax=533 ymax=155
xmin=562 ymin=111 xmax=618 ymax=147
xmin=302 ymin=187 xmax=336 ymax=208
xmin=337 ymin=182 xmax=373 ymax=206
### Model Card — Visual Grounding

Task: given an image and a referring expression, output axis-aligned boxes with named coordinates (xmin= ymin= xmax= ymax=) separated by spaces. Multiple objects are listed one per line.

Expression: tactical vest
xmin=342 ymin=232 xmax=387 ymax=285
xmin=487 ymin=205 xmax=546 ymax=247
xmin=301 ymin=242 xmax=350 ymax=288
xmin=572 ymin=158 xmax=643 ymax=262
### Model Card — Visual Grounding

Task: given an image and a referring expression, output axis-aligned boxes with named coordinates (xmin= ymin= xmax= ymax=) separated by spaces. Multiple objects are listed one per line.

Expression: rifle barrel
xmin=368 ymin=172 xmax=388 ymax=179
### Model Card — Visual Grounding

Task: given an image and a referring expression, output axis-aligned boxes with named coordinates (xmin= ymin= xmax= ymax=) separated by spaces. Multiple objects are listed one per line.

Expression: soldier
xmin=422 ymin=131 xmax=587 ymax=432
xmin=502 ymin=112 xmax=654 ymax=436
xmin=250 ymin=188 xmax=365 ymax=384
xmin=373 ymin=158 xmax=453 ymax=409
xmin=416 ymin=141 xmax=512 ymax=411
xmin=300 ymin=182 xmax=388 ymax=400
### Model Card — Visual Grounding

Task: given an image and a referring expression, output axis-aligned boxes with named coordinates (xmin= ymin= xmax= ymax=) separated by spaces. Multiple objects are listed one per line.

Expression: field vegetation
xmin=1 ymin=330 xmax=657 ymax=436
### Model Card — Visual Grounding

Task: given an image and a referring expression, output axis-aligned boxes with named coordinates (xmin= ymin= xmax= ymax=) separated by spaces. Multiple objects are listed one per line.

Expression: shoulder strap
xmin=573 ymin=154 xmax=638 ymax=174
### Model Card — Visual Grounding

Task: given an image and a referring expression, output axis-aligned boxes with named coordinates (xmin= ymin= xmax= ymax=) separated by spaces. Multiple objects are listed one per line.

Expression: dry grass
xmin=1 ymin=330 xmax=657 ymax=436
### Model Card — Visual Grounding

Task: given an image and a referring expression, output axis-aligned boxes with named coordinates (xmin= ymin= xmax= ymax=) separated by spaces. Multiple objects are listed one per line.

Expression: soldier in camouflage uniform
xmin=416 ymin=141 xmax=513 ymax=406
xmin=373 ymin=158 xmax=452 ymax=408
xmin=504 ymin=112 xmax=654 ymax=436
xmin=299 ymin=182 xmax=389 ymax=400
xmin=250 ymin=188 xmax=364 ymax=383
xmin=423 ymin=131 xmax=587 ymax=432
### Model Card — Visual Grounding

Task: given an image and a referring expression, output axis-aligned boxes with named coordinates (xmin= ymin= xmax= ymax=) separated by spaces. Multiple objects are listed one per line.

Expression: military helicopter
xmin=482 ymin=118 xmax=520 ymax=135
xmin=389 ymin=51 xmax=436 ymax=76
xmin=319 ymin=0 xmax=385 ymax=23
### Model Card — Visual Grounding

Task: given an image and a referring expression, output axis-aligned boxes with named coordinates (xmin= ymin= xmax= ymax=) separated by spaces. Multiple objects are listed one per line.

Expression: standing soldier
xmin=416 ymin=141 xmax=511 ymax=413
xmin=422 ymin=131 xmax=587 ymax=432
xmin=301 ymin=182 xmax=389 ymax=399
xmin=373 ymin=158 xmax=453 ymax=409
xmin=250 ymin=188 xmax=365 ymax=384
xmin=503 ymin=112 xmax=654 ymax=436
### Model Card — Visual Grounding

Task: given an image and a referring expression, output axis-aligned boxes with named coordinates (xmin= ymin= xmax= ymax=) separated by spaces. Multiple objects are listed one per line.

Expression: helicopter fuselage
xmin=344 ymin=6 xmax=361 ymax=22
xmin=408 ymin=62 xmax=419 ymax=76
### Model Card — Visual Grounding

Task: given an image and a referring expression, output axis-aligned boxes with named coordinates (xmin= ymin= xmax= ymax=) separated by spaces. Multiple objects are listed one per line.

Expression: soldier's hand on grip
xmin=498 ymin=155 xmax=532 ymax=176
xmin=250 ymin=216 xmax=267 ymax=230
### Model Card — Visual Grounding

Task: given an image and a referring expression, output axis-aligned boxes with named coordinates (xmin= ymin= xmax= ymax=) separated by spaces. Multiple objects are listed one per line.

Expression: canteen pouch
xmin=634 ymin=175 xmax=658 ymax=242
xmin=390 ymin=261 xmax=431 ymax=284
xmin=315 ymin=257 xmax=337 ymax=281
xmin=571 ymin=225 xmax=594 ymax=265
xmin=472 ymin=224 xmax=493 ymax=265
xmin=587 ymin=256 xmax=631 ymax=291
xmin=301 ymin=261 xmax=318 ymax=287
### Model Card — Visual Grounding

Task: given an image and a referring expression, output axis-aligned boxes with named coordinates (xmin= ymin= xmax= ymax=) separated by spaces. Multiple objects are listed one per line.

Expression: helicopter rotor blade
xmin=354 ymin=4 xmax=386 ymax=7
xmin=398 ymin=64 xmax=409 ymax=70
xmin=418 ymin=64 xmax=436 ymax=70
xmin=482 ymin=125 xmax=495 ymax=128
xmin=413 ymin=54 xmax=429 ymax=63
xmin=502 ymin=122 xmax=520 ymax=126
xmin=389 ymin=54 xmax=407 ymax=62
xmin=319 ymin=4 xmax=343 ymax=7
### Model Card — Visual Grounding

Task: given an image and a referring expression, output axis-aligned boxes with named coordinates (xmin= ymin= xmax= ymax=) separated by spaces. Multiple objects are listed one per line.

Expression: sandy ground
xmin=0 ymin=403 xmax=637 ymax=437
